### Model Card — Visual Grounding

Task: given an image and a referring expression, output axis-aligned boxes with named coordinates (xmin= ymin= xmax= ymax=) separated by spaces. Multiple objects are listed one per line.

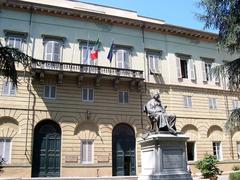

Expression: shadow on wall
xmin=153 ymin=74 xmax=165 ymax=84
xmin=74 ymin=120 xmax=100 ymax=140
xmin=207 ymin=125 xmax=223 ymax=138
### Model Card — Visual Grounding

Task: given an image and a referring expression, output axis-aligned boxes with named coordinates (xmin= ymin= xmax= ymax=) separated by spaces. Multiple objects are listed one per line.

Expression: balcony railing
xmin=31 ymin=60 xmax=144 ymax=79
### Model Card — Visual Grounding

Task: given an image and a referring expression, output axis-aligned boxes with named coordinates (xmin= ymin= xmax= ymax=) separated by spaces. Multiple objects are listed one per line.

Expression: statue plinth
xmin=138 ymin=132 xmax=192 ymax=180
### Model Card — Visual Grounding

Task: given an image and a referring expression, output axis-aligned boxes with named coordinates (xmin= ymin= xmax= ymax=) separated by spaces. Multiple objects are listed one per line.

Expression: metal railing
xmin=31 ymin=60 xmax=144 ymax=79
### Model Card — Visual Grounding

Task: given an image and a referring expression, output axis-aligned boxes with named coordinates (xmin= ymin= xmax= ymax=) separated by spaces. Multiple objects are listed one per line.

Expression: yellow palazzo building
xmin=0 ymin=0 xmax=239 ymax=178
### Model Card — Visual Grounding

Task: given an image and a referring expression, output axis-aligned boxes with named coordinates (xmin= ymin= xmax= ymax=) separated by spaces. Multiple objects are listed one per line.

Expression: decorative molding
xmin=3 ymin=29 xmax=28 ymax=41
xmin=115 ymin=44 xmax=133 ymax=51
xmin=78 ymin=75 xmax=84 ymax=87
xmin=113 ymin=78 xmax=119 ymax=90
xmin=58 ymin=73 xmax=63 ymax=84
xmin=137 ymin=80 xmax=144 ymax=92
xmin=175 ymin=53 xmax=192 ymax=59
xmin=39 ymin=71 xmax=44 ymax=84
xmin=2 ymin=1 xmax=218 ymax=42
xmin=95 ymin=76 xmax=101 ymax=87
xmin=41 ymin=34 xmax=66 ymax=46
xmin=129 ymin=80 xmax=136 ymax=90
xmin=77 ymin=39 xmax=96 ymax=46
xmin=145 ymin=48 xmax=162 ymax=55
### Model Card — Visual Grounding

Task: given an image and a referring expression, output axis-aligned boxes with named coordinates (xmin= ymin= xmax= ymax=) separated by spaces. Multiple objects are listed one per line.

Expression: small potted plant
xmin=196 ymin=154 xmax=222 ymax=180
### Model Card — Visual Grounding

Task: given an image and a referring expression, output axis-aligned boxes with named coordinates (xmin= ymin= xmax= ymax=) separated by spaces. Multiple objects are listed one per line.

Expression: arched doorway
xmin=112 ymin=123 xmax=136 ymax=176
xmin=32 ymin=120 xmax=61 ymax=177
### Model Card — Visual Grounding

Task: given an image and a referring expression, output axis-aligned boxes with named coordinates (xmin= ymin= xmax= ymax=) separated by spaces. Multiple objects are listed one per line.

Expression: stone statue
xmin=144 ymin=93 xmax=177 ymax=135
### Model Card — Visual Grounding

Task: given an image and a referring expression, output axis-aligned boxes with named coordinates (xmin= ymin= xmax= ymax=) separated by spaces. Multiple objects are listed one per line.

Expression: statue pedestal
xmin=138 ymin=132 xmax=192 ymax=180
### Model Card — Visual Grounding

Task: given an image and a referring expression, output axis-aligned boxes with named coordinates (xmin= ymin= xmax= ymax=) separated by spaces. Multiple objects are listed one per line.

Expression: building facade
xmin=0 ymin=0 xmax=239 ymax=178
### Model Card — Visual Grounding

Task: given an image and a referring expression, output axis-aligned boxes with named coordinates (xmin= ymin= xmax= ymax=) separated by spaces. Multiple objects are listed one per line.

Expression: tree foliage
xmin=198 ymin=0 xmax=240 ymax=133
xmin=0 ymin=42 xmax=33 ymax=86
xmin=198 ymin=0 xmax=240 ymax=54
xmin=210 ymin=57 xmax=240 ymax=90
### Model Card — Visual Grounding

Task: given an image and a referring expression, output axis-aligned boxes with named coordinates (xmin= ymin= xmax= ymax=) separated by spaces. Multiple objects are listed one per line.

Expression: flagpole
xmin=108 ymin=40 xmax=114 ymax=67
xmin=97 ymin=34 xmax=99 ymax=61
xmin=86 ymin=32 xmax=89 ymax=63
xmin=109 ymin=40 xmax=111 ymax=68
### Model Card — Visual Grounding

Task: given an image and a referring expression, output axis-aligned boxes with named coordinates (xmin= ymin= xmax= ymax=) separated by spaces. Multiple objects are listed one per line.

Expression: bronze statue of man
xmin=144 ymin=93 xmax=177 ymax=135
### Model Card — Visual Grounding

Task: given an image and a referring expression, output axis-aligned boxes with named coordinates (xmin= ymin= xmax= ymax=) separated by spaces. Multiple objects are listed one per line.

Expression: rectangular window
xmin=237 ymin=142 xmax=240 ymax=160
xmin=7 ymin=36 xmax=23 ymax=50
xmin=205 ymin=62 xmax=213 ymax=81
xmin=176 ymin=56 xmax=195 ymax=80
xmin=201 ymin=58 xmax=220 ymax=83
xmin=209 ymin=98 xmax=217 ymax=109
xmin=44 ymin=40 xmax=62 ymax=62
xmin=44 ymin=85 xmax=56 ymax=99
xmin=82 ymin=88 xmax=94 ymax=102
xmin=213 ymin=142 xmax=221 ymax=160
xmin=119 ymin=91 xmax=128 ymax=104
xmin=2 ymin=81 xmax=16 ymax=96
xmin=148 ymin=53 xmax=161 ymax=74
xmin=81 ymin=45 xmax=95 ymax=65
xmin=183 ymin=96 xmax=192 ymax=108
xmin=81 ymin=140 xmax=93 ymax=164
xmin=0 ymin=138 xmax=11 ymax=164
xmin=233 ymin=99 xmax=239 ymax=110
xmin=117 ymin=49 xmax=131 ymax=69
xmin=187 ymin=142 xmax=195 ymax=161
xmin=180 ymin=59 xmax=188 ymax=78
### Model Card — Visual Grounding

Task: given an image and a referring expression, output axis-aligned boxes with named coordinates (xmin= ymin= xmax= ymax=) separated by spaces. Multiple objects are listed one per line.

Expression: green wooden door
xmin=32 ymin=120 xmax=61 ymax=177
xmin=112 ymin=123 xmax=136 ymax=176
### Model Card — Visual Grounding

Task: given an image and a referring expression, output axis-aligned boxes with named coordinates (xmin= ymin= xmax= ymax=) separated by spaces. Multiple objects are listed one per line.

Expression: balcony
xmin=31 ymin=60 xmax=144 ymax=90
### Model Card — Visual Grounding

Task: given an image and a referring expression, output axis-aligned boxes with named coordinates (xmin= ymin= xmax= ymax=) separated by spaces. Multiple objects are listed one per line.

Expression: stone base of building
xmin=138 ymin=132 xmax=192 ymax=180
xmin=139 ymin=173 xmax=192 ymax=180
xmin=0 ymin=166 xmax=31 ymax=178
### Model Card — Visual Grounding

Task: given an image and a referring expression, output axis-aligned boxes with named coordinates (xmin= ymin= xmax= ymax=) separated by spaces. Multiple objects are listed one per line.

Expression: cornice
xmin=1 ymin=0 xmax=218 ymax=42
xmin=146 ymin=82 xmax=239 ymax=95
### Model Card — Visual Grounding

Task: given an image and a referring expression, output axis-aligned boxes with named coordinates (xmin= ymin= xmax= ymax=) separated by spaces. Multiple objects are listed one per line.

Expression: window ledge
xmin=82 ymin=101 xmax=94 ymax=103
xmin=41 ymin=34 xmax=66 ymax=42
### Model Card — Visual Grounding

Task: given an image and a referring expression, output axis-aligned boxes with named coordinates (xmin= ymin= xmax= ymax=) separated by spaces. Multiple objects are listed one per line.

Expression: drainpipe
xmin=140 ymin=24 xmax=146 ymax=129
xmin=25 ymin=6 xmax=33 ymax=161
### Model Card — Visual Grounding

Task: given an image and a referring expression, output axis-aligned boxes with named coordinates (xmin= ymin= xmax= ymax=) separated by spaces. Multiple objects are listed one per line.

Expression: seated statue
xmin=144 ymin=93 xmax=177 ymax=135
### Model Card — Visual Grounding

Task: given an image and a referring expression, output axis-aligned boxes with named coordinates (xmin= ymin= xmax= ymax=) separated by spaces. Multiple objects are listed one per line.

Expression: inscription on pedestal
xmin=162 ymin=149 xmax=183 ymax=169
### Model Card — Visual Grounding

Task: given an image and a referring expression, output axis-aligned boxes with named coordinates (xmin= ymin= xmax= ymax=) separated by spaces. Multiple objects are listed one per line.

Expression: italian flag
xmin=90 ymin=38 xmax=101 ymax=60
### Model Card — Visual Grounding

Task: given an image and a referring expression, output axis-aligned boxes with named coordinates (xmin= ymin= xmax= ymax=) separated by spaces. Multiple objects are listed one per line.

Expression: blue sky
xmin=79 ymin=0 xmax=216 ymax=33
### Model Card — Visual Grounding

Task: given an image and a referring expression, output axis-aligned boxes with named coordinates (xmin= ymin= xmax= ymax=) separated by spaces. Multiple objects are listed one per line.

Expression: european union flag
xmin=107 ymin=41 xmax=116 ymax=63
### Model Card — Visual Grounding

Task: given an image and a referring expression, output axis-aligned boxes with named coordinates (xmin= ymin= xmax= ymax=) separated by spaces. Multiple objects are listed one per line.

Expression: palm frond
xmin=210 ymin=63 xmax=226 ymax=79
xmin=0 ymin=43 xmax=33 ymax=86
xmin=211 ymin=58 xmax=240 ymax=91
xmin=225 ymin=108 xmax=240 ymax=133
xmin=211 ymin=58 xmax=240 ymax=133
